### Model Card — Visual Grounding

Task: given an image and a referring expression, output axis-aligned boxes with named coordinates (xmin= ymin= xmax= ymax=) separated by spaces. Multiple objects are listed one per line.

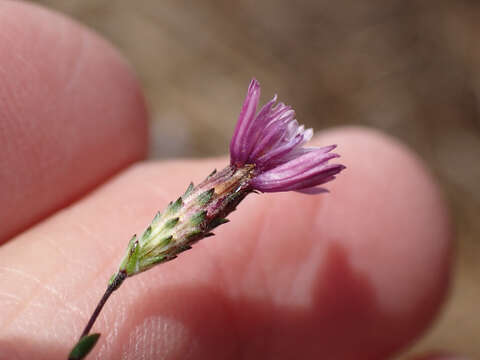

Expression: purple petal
xmin=254 ymin=126 xmax=313 ymax=170
xmin=248 ymin=110 xmax=295 ymax=161
xmin=251 ymin=164 xmax=345 ymax=192
xmin=275 ymin=144 xmax=337 ymax=165
xmin=230 ymin=79 xmax=260 ymax=165
xmin=252 ymin=159 xmax=339 ymax=189
xmin=241 ymin=95 xmax=279 ymax=161
xmin=258 ymin=149 xmax=340 ymax=181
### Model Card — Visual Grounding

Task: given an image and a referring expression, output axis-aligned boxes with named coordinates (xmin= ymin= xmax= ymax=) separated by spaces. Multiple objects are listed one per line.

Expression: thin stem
xmin=79 ymin=271 xmax=126 ymax=340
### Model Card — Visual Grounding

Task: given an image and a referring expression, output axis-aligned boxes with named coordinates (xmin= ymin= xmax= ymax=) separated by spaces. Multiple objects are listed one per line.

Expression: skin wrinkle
xmin=0 ymin=267 xmax=44 ymax=333
xmin=42 ymin=234 xmax=97 ymax=273
xmin=49 ymin=307 xmax=75 ymax=342
xmin=65 ymin=208 xmax=120 ymax=257
xmin=70 ymin=221 xmax=101 ymax=242
xmin=125 ymin=162 xmax=173 ymax=202
xmin=0 ymin=291 xmax=22 ymax=308
xmin=0 ymin=266 xmax=86 ymax=323
xmin=55 ymin=171 xmax=141 ymax=255
xmin=135 ymin=175 xmax=175 ymax=205
xmin=62 ymin=19 xmax=87 ymax=93
xmin=0 ymin=11 xmax=42 ymax=131
xmin=0 ymin=51 xmax=38 ymax=191
xmin=0 ymin=31 xmax=42 ymax=127
xmin=121 ymin=308 xmax=177 ymax=359
xmin=98 ymin=301 xmax=128 ymax=360
xmin=144 ymin=319 xmax=158 ymax=360
xmin=22 ymin=221 xmax=116 ymax=338
xmin=0 ymin=32 xmax=36 ymax=75
xmin=110 ymin=278 xmax=155 ymax=359
xmin=124 ymin=317 xmax=183 ymax=360
xmin=33 ymin=20 xmax=69 ymax=119
xmin=38 ymin=213 xmax=113 ymax=278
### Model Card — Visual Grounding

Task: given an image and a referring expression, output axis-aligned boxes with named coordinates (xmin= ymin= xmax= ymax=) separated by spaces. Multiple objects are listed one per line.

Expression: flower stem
xmin=80 ymin=271 xmax=126 ymax=339
xmin=68 ymin=271 xmax=127 ymax=360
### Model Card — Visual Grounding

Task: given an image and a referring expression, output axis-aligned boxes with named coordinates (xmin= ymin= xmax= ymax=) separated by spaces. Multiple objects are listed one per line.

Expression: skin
xmin=0 ymin=1 xmax=461 ymax=359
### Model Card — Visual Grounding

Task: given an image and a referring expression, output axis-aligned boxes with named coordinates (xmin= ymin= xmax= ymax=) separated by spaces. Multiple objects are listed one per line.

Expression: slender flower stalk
xmin=68 ymin=79 xmax=345 ymax=359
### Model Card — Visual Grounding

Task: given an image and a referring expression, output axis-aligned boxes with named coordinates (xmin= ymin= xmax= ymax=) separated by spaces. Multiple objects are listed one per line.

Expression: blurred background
xmin=31 ymin=0 xmax=479 ymax=357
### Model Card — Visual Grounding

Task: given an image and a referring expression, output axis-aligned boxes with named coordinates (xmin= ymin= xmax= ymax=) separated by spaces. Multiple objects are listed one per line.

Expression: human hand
xmin=0 ymin=2 xmax=456 ymax=359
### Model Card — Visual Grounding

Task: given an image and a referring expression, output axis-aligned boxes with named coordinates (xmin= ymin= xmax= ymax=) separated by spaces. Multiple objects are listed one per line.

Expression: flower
xmin=116 ymin=78 xmax=345 ymax=277
xmin=230 ymin=78 xmax=345 ymax=193
xmin=113 ymin=78 xmax=345 ymax=278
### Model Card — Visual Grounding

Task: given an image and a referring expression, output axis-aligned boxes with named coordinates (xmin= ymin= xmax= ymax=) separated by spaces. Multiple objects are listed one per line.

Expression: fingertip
xmin=0 ymin=1 xmax=149 ymax=242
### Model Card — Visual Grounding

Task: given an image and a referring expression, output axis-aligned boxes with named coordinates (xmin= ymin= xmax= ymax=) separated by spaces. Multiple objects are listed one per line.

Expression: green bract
xmin=115 ymin=165 xmax=254 ymax=278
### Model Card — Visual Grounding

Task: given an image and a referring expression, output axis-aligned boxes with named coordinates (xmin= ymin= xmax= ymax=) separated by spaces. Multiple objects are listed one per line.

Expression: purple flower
xmin=230 ymin=79 xmax=345 ymax=193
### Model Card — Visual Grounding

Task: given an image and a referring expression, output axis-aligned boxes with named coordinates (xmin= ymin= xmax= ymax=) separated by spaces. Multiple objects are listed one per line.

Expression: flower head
xmin=117 ymin=78 xmax=345 ymax=277
xmin=230 ymin=79 xmax=345 ymax=193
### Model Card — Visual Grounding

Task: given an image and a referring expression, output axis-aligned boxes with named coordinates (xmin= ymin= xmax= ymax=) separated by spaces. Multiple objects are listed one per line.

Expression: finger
xmin=0 ymin=1 xmax=148 ymax=243
xmin=0 ymin=127 xmax=452 ymax=359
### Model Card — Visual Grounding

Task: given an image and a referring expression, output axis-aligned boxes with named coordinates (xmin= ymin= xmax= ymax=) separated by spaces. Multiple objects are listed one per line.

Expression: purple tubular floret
xmin=230 ymin=79 xmax=261 ymax=165
xmin=241 ymin=95 xmax=279 ymax=155
xmin=248 ymin=115 xmax=291 ymax=161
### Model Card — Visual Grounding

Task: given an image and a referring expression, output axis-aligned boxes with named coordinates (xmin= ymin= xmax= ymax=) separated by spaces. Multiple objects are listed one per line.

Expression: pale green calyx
xmin=114 ymin=165 xmax=255 ymax=279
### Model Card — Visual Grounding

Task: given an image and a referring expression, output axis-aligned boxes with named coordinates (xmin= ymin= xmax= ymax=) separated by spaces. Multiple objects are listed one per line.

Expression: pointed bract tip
xmin=184 ymin=182 xmax=195 ymax=197
xmin=197 ymin=188 xmax=215 ymax=206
